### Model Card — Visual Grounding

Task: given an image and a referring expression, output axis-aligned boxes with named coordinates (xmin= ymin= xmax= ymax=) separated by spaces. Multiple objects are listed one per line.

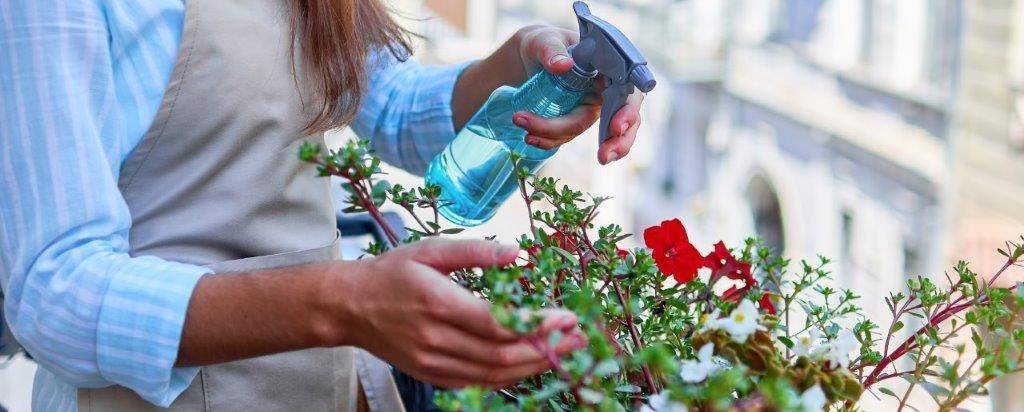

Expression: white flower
xmin=799 ymin=385 xmax=827 ymax=412
xmin=826 ymin=329 xmax=858 ymax=369
xmin=699 ymin=309 xmax=722 ymax=332
xmin=793 ymin=329 xmax=821 ymax=357
xmin=679 ymin=343 xmax=718 ymax=382
xmin=716 ymin=300 xmax=766 ymax=343
xmin=640 ymin=390 xmax=688 ymax=412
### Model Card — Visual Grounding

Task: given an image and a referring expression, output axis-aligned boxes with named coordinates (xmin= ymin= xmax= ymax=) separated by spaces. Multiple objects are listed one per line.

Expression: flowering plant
xmin=302 ymin=140 xmax=1024 ymax=411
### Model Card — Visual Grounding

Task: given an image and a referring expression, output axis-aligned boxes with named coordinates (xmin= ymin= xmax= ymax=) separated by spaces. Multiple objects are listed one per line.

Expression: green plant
xmin=302 ymin=140 xmax=1024 ymax=411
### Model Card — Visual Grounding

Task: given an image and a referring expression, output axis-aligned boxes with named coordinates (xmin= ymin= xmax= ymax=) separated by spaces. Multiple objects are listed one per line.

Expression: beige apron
xmin=76 ymin=0 xmax=404 ymax=410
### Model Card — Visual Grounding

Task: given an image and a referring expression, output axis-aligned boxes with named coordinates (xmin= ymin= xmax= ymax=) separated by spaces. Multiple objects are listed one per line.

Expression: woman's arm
xmin=177 ymin=239 xmax=585 ymax=388
xmin=350 ymin=53 xmax=473 ymax=174
xmin=351 ymin=26 xmax=646 ymax=174
xmin=0 ymin=0 xmax=206 ymax=406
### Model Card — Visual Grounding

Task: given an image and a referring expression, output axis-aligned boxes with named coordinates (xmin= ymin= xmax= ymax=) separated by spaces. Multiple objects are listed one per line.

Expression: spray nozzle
xmin=567 ymin=1 xmax=656 ymax=144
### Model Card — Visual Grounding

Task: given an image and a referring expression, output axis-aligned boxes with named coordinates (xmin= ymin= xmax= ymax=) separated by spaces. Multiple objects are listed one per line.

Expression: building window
xmin=1013 ymin=95 xmax=1024 ymax=152
xmin=840 ymin=209 xmax=854 ymax=277
xmin=903 ymin=242 xmax=920 ymax=277
xmin=746 ymin=175 xmax=786 ymax=254
xmin=921 ymin=0 xmax=956 ymax=89
xmin=858 ymin=0 xmax=874 ymax=65
xmin=770 ymin=0 xmax=826 ymax=44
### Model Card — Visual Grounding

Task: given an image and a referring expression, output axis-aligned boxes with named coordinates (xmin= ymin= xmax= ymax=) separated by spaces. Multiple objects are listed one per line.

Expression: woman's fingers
xmin=402 ymin=238 xmax=520 ymax=273
xmin=520 ymin=27 xmax=578 ymax=75
xmin=515 ymin=104 xmax=600 ymax=150
xmin=515 ymin=93 xmax=600 ymax=150
xmin=598 ymin=93 xmax=644 ymax=164
xmin=439 ymin=293 xmax=579 ymax=341
xmin=599 ymin=116 xmax=640 ymax=164
xmin=426 ymin=324 xmax=545 ymax=365
xmin=435 ymin=285 xmax=522 ymax=342
xmin=415 ymin=327 xmax=586 ymax=388
xmin=423 ymin=322 xmax=584 ymax=368
xmin=515 ymin=91 xmax=644 ymax=159
xmin=415 ymin=352 xmax=552 ymax=389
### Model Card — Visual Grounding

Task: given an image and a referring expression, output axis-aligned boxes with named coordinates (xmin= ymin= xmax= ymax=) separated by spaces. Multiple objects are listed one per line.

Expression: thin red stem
xmin=862 ymin=258 xmax=1016 ymax=387
xmin=611 ymin=277 xmax=659 ymax=393
xmin=351 ymin=179 xmax=401 ymax=247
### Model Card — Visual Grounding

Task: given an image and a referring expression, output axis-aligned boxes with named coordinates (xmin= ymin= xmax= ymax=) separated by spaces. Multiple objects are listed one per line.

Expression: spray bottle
xmin=424 ymin=1 xmax=656 ymax=226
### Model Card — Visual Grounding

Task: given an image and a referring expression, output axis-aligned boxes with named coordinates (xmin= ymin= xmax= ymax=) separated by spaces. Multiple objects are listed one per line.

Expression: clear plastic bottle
xmin=425 ymin=70 xmax=593 ymax=226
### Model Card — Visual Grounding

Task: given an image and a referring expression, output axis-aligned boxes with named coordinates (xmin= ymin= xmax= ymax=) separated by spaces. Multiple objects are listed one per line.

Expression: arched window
xmin=746 ymin=175 xmax=786 ymax=254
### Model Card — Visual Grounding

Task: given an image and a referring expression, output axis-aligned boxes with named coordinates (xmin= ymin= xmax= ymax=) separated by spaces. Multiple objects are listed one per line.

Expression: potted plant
xmin=302 ymin=140 xmax=1024 ymax=412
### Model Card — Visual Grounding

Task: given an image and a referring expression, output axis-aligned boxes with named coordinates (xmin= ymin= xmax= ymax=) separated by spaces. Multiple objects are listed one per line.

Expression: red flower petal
xmin=551 ymin=231 xmax=577 ymax=251
xmin=644 ymin=219 xmax=705 ymax=283
xmin=759 ymin=293 xmax=777 ymax=315
xmin=704 ymin=241 xmax=754 ymax=284
xmin=721 ymin=285 xmax=745 ymax=302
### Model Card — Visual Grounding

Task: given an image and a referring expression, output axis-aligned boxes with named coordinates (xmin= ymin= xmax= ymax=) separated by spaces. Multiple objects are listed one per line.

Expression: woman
xmin=0 ymin=0 xmax=644 ymax=410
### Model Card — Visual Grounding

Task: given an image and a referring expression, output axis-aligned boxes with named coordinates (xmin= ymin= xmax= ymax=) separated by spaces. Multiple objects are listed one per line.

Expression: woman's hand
xmin=452 ymin=25 xmax=645 ymax=165
xmin=333 ymin=238 xmax=586 ymax=388
xmin=512 ymin=25 xmax=645 ymax=164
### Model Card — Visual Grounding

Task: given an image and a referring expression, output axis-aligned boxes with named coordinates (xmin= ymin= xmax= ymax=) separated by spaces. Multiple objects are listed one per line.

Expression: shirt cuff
xmin=406 ymin=60 xmax=475 ymax=174
xmin=95 ymin=256 xmax=208 ymax=407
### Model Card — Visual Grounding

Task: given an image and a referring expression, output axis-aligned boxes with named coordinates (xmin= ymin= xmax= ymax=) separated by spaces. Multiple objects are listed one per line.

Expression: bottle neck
xmin=512 ymin=69 xmax=595 ymax=118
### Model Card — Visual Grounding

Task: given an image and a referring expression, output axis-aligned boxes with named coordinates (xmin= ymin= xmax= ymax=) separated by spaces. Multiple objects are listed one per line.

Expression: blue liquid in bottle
xmin=425 ymin=70 xmax=593 ymax=226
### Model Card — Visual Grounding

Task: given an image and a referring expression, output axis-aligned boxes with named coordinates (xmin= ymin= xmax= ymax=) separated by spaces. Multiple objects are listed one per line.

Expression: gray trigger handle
xmin=600 ymin=81 xmax=635 ymax=144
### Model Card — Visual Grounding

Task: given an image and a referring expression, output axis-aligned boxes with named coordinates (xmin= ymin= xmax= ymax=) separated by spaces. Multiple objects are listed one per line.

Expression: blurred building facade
xmin=406 ymin=0 xmax=1024 ymax=409
xmin=959 ymin=0 xmax=1024 ymax=409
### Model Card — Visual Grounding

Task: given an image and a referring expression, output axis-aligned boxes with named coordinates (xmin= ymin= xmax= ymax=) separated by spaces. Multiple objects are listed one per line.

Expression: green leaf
xmin=551 ymin=247 xmax=578 ymax=263
xmin=878 ymin=387 xmax=898 ymax=397
xmin=919 ymin=381 xmax=950 ymax=399
xmin=892 ymin=321 xmax=904 ymax=333
xmin=777 ymin=336 xmax=794 ymax=348
xmin=440 ymin=228 xmax=465 ymax=235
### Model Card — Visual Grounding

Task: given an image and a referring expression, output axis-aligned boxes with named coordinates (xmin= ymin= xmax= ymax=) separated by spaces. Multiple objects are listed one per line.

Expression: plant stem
xmin=525 ymin=336 xmax=586 ymax=405
xmin=611 ymin=277 xmax=659 ymax=393
xmin=315 ymin=157 xmax=402 ymax=247
xmin=862 ymin=258 xmax=1016 ymax=388
xmin=406 ymin=206 xmax=435 ymax=235
xmin=517 ymin=174 xmax=538 ymax=236
xmin=351 ymin=179 xmax=401 ymax=247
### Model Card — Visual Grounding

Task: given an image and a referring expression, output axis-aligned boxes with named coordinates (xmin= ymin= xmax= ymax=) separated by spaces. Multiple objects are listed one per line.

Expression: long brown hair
xmin=290 ymin=0 xmax=413 ymax=134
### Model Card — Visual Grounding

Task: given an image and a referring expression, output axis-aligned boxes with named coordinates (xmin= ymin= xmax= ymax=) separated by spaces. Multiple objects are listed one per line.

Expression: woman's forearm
xmin=173 ymin=238 xmax=585 ymax=388
xmin=451 ymin=31 xmax=529 ymax=130
xmin=175 ymin=261 xmax=350 ymax=366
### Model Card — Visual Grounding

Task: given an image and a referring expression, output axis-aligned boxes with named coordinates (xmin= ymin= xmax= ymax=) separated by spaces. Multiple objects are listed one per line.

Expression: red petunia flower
xmin=721 ymin=284 xmax=753 ymax=302
xmin=643 ymin=219 xmax=705 ymax=283
xmin=705 ymin=241 xmax=762 ymax=305
xmin=759 ymin=293 xmax=777 ymax=315
xmin=550 ymin=231 xmax=577 ymax=252
xmin=722 ymin=289 xmax=776 ymax=315
xmin=616 ymin=249 xmax=630 ymax=259
xmin=705 ymin=241 xmax=754 ymax=285
xmin=521 ymin=244 xmax=541 ymax=270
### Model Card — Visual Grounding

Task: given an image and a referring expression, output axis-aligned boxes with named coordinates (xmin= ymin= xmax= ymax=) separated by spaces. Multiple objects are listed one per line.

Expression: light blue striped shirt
xmin=0 ymin=0 xmax=468 ymax=410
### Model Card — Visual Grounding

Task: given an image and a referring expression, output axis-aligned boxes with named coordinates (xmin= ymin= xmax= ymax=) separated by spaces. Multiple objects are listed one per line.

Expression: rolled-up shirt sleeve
xmin=0 ymin=0 xmax=207 ymax=407
xmin=351 ymin=51 xmax=473 ymax=175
